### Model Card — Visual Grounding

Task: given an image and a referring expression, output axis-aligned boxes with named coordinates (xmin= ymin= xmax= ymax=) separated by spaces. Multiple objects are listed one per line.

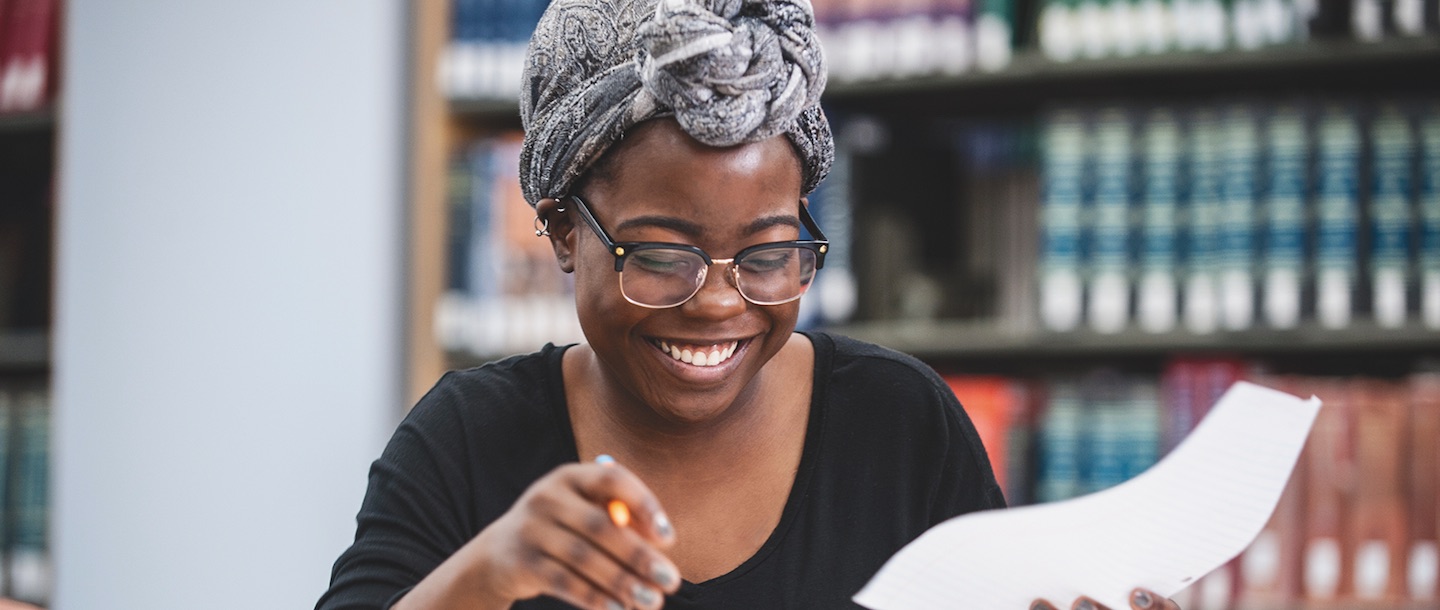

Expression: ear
xmin=535 ymin=198 xmax=577 ymax=273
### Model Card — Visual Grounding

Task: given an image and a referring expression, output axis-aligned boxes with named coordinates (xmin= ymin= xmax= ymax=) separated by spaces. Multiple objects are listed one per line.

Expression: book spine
xmin=1367 ymin=104 xmax=1417 ymax=329
xmin=1419 ymin=102 xmax=1440 ymax=329
xmin=1039 ymin=109 xmax=1090 ymax=332
xmin=1081 ymin=371 xmax=1128 ymax=493
xmin=1407 ymin=372 xmax=1440 ymax=601
xmin=1347 ymin=379 xmax=1410 ymax=602
xmin=1088 ymin=108 xmax=1135 ymax=334
xmin=1039 ymin=0 xmax=1083 ymax=61
xmin=1314 ymin=104 xmax=1362 ymax=330
xmin=1185 ymin=107 xmax=1224 ymax=334
xmin=1138 ymin=107 xmax=1184 ymax=333
xmin=1220 ymin=103 xmax=1261 ymax=331
xmin=1120 ymin=378 xmax=1161 ymax=480
xmin=1303 ymin=379 xmax=1355 ymax=602
xmin=7 ymin=387 xmax=48 ymax=605
xmin=975 ymin=0 xmax=1015 ymax=71
xmin=1036 ymin=379 xmax=1086 ymax=502
xmin=1262 ymin=103 xmax=1309 ymax=330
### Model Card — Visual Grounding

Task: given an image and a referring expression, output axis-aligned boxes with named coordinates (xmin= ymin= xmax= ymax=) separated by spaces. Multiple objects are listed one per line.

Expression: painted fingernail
xmin=632 ymin=583 xmax=660 ymax=608
xmin=1131 ymin=590 xmax=1154 ymax=608
xmin=1030 ymin=602 xmax=1049 ymax=610
xmin=1076 ymin=600 xmax=1098 ymax=610
xmin=651 ymin=562 xmax=679 ymax=588
xmin=654 ymin=511 xmax=674 ymax=539
xmin=605 ymin=600 xmax=624 ymax=610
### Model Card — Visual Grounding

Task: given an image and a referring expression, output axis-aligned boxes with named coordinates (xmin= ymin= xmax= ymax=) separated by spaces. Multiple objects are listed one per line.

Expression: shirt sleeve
xmin=316 ymin=373 xmax=481 ymax=610
xmin=925 ymin=371 xmax=1009 ymax=527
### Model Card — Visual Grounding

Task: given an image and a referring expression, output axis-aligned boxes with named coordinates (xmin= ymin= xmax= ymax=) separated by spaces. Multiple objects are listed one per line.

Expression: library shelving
xmin=408 ymin=1 xmax=1440 ymax=607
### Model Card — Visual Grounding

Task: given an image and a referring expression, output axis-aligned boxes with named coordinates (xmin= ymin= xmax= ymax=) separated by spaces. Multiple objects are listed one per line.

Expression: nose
xmin=680 ymin=259 xmax=747 ymax=318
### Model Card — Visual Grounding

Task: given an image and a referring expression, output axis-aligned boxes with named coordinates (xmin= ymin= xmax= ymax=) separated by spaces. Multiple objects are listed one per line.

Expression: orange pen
xmin=594 ymin=454 xmax=631 ymax=527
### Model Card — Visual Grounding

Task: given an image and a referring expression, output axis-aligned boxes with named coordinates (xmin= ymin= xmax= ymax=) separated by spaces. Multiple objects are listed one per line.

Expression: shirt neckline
xmin=540 ymin=331 xmax=832 ymax=592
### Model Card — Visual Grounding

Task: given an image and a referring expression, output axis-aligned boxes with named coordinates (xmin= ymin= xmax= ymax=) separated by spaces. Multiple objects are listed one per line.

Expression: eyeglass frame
xmin=564 ymin=194 xmax=829 ymax=308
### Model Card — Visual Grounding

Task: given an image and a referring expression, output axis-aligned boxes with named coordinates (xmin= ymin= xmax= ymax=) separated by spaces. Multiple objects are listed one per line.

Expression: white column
xmin=53 ymin=2 xmax=407 ymax=608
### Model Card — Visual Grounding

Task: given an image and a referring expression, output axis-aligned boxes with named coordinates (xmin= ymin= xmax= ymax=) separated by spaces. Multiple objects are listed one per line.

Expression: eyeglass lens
xmin=620 ymin=246 xmax=818 ymax=308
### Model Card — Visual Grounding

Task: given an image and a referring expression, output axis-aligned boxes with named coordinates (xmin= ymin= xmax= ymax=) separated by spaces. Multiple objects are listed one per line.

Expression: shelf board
xmin=448 ymin=38 xmax=1440 ymax=119
xmin=0 ymin=330 xmax=50 ymax=371
xmin=0 ymin=106 xmax=57 ymax=134
xmin=827 ymin=319 xmax=1440 ymax=360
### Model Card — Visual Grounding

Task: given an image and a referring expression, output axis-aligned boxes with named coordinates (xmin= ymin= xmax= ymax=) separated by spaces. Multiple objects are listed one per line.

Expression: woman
xmin=317 ymin=0 xmax=1180 ymax=608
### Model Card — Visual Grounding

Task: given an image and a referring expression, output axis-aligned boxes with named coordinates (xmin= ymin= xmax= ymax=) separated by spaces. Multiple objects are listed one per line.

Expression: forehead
xmin=584 ymin=119 xmax=804 ymax=227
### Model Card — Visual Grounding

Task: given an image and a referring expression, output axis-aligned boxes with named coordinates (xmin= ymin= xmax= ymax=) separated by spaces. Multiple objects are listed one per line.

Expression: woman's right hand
xmin=399 ymin=460 xmax=681 ymax=610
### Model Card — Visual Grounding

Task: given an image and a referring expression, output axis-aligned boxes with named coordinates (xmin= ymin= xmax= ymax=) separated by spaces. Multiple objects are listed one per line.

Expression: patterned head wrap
xmin=519 ymin=0 xmax=834 ymax=206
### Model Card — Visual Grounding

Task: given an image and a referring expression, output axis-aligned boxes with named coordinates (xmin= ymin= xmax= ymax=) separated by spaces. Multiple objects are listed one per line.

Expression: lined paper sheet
xmin=854 ymin=381 xmax=1321 ymax=610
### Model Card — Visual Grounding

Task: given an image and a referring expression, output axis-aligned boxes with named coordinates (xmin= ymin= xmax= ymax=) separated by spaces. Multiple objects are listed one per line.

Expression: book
xmin=1036 ymin=378 xmax=1086 ymax=503
xmin=1138 ymin=107 xmax=1184 ymax=333
xmin=6 ymin=385 xmax=48 ymax=604
xmin=1238 ymin=375 xmax=1310 ymax=608
xmin=1261 ymin=103 xmax=1309 ymax=330
xmin=1039 ymin=108 xmax=1090 ymax=332
xmin=1407 ymin=372 xmax=1440 ymax=602
xmin=945 ymin=376 xmax=1019 ymax=493
xmin=0 ymin=0 xmax=56 ymax=113
xmin=1347 ymin=379 xmax=1410 ymax=602
xmin=974 ymin=0 xmax=1015 ymax=71
xmin=1219 ymin=103 xmax=1260 ymax=331
xmin=1184 ymin=107 xmax=1225 ymax=335
xmin=1420 ymin=102 xmax=1440 ymax=329
xmin=1087 ymin=108 xmax=1134 ymax=334
xmin=1313 ymin=104 xmax=1362 ymax=330
xmin=1301 ymin=378 xmax=1355 ymax=602
xmin=1367 ymin=103 xmax=1417 ymax=329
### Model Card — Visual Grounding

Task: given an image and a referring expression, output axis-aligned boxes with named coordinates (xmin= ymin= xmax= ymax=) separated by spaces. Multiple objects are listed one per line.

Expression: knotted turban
xmin=519 ymin=0 xmax=834 ymax=206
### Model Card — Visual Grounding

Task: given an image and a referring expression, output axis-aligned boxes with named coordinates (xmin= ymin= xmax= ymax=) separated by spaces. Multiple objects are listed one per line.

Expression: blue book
xmin=1420 ymin=102 xmax=1440 ymax=328
xmin=7 ymin=388 xmax=49 ymax=605
xmin=1087 ymin=108 xmax=1134 ymax=334
xmin=1261 ymin=103 xmax=1309 ymax=330
xmin=1039 ymin=108 xmax=1090 ymax=332
xmin=1138 ymin=107 xmax=1183 ymax=333
xmin=1314 ymin=104 xmax=1362 ymax=330
xmin=1184 ymin=107 xmax=1224 ymax=334
xmin=1367 ymin=104 xmax=1417 ymax=329
xmin=1081 ymin=372 xmax=1128 ymax=494
xmin=1120 ymin=379 xmax=1161 ymax=481
xmin=1218 ymin=104 xmax=1260 ymax=331
xmin=1036 ymin=379 xmax=1086 ymax=502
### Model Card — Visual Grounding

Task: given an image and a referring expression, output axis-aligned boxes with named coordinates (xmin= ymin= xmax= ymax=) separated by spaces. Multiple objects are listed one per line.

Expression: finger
xmin=1072 ymin=596 xmax=1110 ymax=610
xmin=572 ymin=461 xmax=676 ymax=546
xmin=534 ymin=524 xmax=668 ymax=610
xmin=1030 ymin=599 xmax=1061 ymax=610
xmin=1129 ymin=588 xmax=1167 ymax=609
xmin=523 ymin=550 xmax=629 ymax=610
xmin=550 ymin=479 xmax=683 ymax=593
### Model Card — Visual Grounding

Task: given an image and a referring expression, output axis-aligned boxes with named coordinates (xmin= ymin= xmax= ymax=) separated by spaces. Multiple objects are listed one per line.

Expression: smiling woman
xmin=313 ymin=0 xmax=1168 ymax=609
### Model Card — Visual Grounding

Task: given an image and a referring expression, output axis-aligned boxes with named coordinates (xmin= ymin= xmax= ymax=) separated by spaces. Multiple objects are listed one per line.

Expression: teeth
xmin=656 ymin=340 xmax=740 ymax=367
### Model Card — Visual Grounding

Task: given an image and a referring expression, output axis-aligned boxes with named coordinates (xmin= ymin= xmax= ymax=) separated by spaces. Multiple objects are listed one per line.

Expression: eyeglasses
xmin=567 ymin=195 xmax=828 ymax=309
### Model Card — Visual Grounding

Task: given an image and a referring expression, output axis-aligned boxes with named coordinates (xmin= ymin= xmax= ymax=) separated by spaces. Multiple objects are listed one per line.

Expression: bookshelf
xmin=411 ymin=1 xmax=1440 ymax=606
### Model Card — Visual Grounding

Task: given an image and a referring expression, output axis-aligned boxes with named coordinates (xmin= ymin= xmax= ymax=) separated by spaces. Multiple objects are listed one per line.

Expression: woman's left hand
xmin=1030 ymin=587 xmax=1180 ymax=610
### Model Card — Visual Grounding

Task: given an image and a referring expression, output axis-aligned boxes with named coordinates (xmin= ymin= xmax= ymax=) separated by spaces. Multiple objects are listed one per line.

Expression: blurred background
xmin=1 ymin=0 xmax=1438 ymax=608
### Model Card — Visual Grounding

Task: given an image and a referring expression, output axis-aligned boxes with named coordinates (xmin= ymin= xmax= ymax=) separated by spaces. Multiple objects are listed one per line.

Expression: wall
xmin=53 ymin=1 xmax=407 ymax=607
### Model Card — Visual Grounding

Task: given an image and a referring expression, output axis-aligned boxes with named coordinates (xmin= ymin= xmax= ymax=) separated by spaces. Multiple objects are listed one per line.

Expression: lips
xmin=652 ymin=339 xmax=741 ymax=367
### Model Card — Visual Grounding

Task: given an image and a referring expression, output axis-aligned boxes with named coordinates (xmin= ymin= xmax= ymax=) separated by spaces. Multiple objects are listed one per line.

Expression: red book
xmin=1346 ymin=378 xmax=1410 ymax=602
xmin=1408 ymin=373 xmax=1440 ymax=602
xmin=1237 ymin=374 xmax=1310 ymax=609
xmin=944 ymin=375 xmax=1016 ymax=494
xmin=1302 ymin=379 xmax=1356 ymax=604
xmin=0 ymin=0 xmax=57 ymax=112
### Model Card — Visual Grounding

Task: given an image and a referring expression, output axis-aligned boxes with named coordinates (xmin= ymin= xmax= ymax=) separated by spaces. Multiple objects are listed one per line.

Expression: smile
xmin=651 ymin=339 xmax=741 ymax=367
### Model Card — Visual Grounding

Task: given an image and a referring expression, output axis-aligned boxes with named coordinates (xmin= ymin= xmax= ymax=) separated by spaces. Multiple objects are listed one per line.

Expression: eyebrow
xmin=613 ymin=213 xmax=801 ymax=237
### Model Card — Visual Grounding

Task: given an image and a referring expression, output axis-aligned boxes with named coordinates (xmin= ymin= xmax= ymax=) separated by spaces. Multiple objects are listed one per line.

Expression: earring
xmin=534 ymin=215 xmax=550 ymax=237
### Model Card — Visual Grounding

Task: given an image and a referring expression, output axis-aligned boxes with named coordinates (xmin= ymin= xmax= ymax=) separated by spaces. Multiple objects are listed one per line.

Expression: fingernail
xmin=1131 ymin=590 xmax=1154 ymax=608
xmin=651 ymin=562 xmax=679 ymax=588
xmin=654 ymin=511 xmax=674 ymax=539
xmin=632 ymin=583 xmax=660 ymax=608
xmin=1030 ymin=602 xmax=1049 ymax=610
xmin=606 ymin=600 xmax=624 ymax=610
xmin=1076 ymin=600 xmax=1098 ymax=610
